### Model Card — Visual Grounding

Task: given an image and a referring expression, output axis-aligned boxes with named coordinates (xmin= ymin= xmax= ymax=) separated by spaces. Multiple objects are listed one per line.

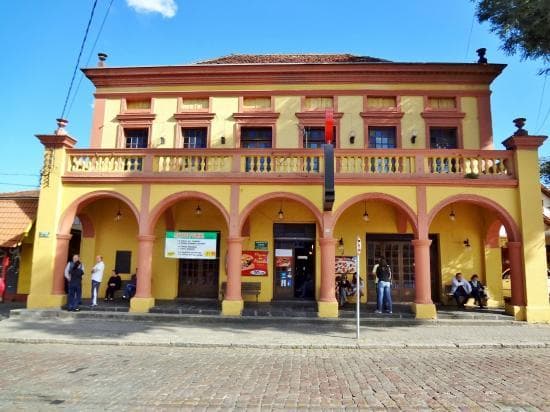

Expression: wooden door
xmin=178 ymin=259 xmax=219 ymax=298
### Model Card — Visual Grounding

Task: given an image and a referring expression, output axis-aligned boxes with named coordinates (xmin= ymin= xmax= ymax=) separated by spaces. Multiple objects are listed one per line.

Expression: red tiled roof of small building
xmin=197 ymin=54 xmax=390 ymax=65
xmin=0 ymin=191 xmax=39 ymax=247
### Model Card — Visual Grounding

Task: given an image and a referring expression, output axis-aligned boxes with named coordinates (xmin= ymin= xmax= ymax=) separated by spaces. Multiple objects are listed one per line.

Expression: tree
xmin=475 ymin=0 xmax=550 ymax=73
xmin=541 ymin=157 xmax=550 ymax=185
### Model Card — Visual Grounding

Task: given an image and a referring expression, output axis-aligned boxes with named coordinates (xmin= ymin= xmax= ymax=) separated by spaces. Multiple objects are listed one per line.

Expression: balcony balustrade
xmin=64 ymin=148 xmax=515 ymax=183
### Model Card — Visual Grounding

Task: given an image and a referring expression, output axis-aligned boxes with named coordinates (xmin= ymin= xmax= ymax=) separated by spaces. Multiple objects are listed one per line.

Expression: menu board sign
xmin=165 ymin=231 xmax=218 ymax=259
xmin=241 ymin=251 xmax=268 ymax=276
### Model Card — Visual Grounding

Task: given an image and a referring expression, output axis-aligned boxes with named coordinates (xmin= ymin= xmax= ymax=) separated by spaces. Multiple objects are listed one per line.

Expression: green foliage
xmin=475 ymin=0 xmax=550 ymax=73
xmin=541 ymin=157 xmax=550 ymax=184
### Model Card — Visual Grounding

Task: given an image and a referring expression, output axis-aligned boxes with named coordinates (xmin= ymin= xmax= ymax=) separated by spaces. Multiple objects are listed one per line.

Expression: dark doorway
xmin=366 ymin=234 xmax=440 ymax=303
xmin=273 ymin=224 xmax=316 ymax=300
xmin=68 ymin=228 xmax=81 ymax=259
xmin=177 ymin=232 xmax=220 ymax=298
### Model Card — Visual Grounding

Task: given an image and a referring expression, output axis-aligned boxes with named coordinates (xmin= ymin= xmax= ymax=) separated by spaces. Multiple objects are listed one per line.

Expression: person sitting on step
xmin=451 ymin=272 xmax=472 ymax=308
xmin=469 ymin=274 xmax=487 ymax=308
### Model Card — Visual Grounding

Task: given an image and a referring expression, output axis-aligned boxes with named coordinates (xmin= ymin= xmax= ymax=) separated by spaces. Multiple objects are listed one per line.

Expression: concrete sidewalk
xmin=0 ymin=309 xmax=549 ymax=349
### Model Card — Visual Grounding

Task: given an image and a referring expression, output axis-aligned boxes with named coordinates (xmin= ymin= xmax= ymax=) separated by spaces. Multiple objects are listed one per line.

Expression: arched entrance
xmin=239 ymin=192 xmax=323 ymax=302
xmin=427 ymin=194 xmax=522 ymax=309
xmin=148 ymin=192 xmax=229 ymax=300
xmin=333 ymin=193 xmax=420 ymax=304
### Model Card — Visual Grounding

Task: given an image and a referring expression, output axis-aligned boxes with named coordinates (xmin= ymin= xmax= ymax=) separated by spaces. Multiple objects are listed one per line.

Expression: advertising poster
xmin=335 ymin=256 xmax=357 ymax=275
xmin=241 ymin=251 xmax=268 ymax=276
xmin=165 ymin=231 xmax=218 ymax=259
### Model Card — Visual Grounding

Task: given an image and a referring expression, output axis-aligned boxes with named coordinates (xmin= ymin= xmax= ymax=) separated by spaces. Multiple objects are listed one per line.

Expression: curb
xmin=0 ymin=336 xmax=548 ymax=350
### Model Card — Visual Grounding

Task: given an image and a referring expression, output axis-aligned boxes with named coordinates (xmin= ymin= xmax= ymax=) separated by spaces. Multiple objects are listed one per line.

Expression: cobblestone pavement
xmin=0 ymin=343 xmax=548 ymax=410
xmin=0 ymin=315 xmax=549 ymax=348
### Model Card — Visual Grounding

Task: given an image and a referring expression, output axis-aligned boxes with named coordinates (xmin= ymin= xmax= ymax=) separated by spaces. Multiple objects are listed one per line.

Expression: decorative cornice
xmin=174 ymin=112 xmax=215 ymax=121
xmin=421 ymin=111 xmax=466 ymax=119
xmin=116 ymin=113 xmax=156 ymax=122
xmin=36 ymin=134 xmax=77 ymax=148
xmin=82 ymin=63 xmax=507 ymax=88
xmin=502 ymin=135 xmax=547 ymax=150
xmin=360 ymin=111 xmax=404 ymax=119
xmin=295 ymin=111 xmax=344 ymax=120
xmin=232 ymin=112 xmax=280 ymax=121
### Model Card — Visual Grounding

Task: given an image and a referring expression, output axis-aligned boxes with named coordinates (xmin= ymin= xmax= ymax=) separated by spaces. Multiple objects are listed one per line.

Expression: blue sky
xmin=0 ymin=0 xmax=548 ymax=192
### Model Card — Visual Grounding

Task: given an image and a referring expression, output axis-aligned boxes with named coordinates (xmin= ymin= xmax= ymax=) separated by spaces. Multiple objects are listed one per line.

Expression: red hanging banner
xmin=325 ymin=108 xmax=334 ymax=144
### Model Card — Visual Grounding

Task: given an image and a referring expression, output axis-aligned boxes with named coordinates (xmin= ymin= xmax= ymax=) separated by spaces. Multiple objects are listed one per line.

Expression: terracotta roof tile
xmin=197 ymin=53 xmax=390 ymax=65
xmin=0 ymin=198 xmax=38 ymax=247
xmin=0 ymin=190 xmax=39 ymax=199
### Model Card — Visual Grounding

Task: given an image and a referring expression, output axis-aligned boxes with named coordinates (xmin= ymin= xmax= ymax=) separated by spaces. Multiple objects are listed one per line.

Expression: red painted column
xmin=319 ymin=237 xmax=337 ymax=302
xmin=225 ymin=237 xmax=243 ymax=301
xmin=411 ymin=239 xmax=432 ymax=304
xmin=52 ymin=234 xmax=72 ymax=295
xmin=135 ymin=235 xmax=155 ymax=298
xmin=508 ymin=241 xmax=526 ymax=306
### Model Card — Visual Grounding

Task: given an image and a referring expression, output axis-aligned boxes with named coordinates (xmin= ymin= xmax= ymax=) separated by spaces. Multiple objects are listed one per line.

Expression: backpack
xmin=376 ymin=264 xmax=392 ymax=282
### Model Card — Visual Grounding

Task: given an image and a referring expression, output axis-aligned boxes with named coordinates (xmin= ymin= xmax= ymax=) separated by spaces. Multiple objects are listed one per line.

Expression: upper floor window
xmin=430 ymin=127 xmax=457 ymax=149
xmin=181 ymin=98 xmax=209 ymax=111
xmin=303 ymin=126 xmax=335 ymax=148
xmin=242 ymin=97 xmax=271 ymax=111
xmin=368 ymin=127 xmax=396 ymax=149
xmin=182 ymin=127 xmax=207 ymax=148
xmin=428 ymin=97 xmax=456 ymax=110
xmin=241 ymin=127 xmax=272 ymax=148
xmin=124 ymin=128 xmax=148 ymax=148
xmin=304 ymin=97 xmax=333 ymax=111
xmin=367 ymin=96 xmax=397 ymax=110
xmin=125 ymin=98 xmax=151 ymax=111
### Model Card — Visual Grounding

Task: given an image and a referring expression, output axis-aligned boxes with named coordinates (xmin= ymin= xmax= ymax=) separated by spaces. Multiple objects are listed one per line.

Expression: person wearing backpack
xmin=375 ymin=258 xmax=393 ymax=314
xmin=67 ymin=260 xmax=84 ymax=311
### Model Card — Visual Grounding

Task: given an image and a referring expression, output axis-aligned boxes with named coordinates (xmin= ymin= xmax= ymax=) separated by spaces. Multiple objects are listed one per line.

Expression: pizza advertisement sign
xmin=241 ymin=251 xmax=268 ymax=276
xmin=335 ymin=256 xmax=357 ymax=275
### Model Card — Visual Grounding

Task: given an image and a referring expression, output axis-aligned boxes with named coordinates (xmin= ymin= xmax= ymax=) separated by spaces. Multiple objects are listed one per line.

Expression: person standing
xmin=375 ymin=258 xmax=393 ymax=314
xmin=64 ymin=254 xmax=84 ymax=299
xmin=67 ymin=260 xmax=84 ymax=311
xmin=90 ymin=256 xmax=105 ymax=307
xmin=104 ymin=270 xmax=122 ymax=301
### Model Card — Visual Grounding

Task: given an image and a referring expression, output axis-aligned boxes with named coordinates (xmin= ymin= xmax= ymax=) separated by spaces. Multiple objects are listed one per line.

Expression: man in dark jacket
xmin=104 ymin=270 xmax=122 ymax=301
xmin=375 ymin=258 xmax=393 ymax=314
xmin=67 ymin=261 xmax=84 ymax=311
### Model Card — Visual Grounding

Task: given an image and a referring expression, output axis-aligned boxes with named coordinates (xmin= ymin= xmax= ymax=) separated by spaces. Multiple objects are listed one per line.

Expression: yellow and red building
xmin=27 ymin=54 xmax=550 ymax=322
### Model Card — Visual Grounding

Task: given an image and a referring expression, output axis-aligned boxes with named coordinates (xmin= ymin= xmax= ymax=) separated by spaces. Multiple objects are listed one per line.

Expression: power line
xmin=66 ymin=0 xmax=115 ymax=118
xmin=464 ymin=13 xmax=476 ymax=60
xmin=535 ymin=72 xmax=548 ymax=129
xmin=59 ymin=0 xmax=99 ymax=120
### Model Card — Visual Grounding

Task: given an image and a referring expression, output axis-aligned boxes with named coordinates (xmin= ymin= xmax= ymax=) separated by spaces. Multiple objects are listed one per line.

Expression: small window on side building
xmin=430 ymin=127 xmax=458 ymax=149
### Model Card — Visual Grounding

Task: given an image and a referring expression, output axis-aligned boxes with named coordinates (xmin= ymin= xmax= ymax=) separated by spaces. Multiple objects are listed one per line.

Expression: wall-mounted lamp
xmin=449 ymin=206 xmax=456 ymax=221
xmin=349 ymin=132 xmax=356 ymax=145
xmin=114 ymin=203 xmax=122 ymax=222
xmin=220 ymin=136 xmax=226 ymax=145
xmin=362 ymin=201 xmax=369 ymax=222
xmin=463 ymin=238 xmax=471 ymax=248
xmin=195 ymin=202 xmax=202 ymax=216
xmin=338 ymin=237 xmax=345 ymax=255
xmin=277 ymin=201 xmax=284 ymax=220
xmin=410 ymin=131 xmax=417 ymax=144
xmin=158 ymin=136 xmax=165 ymax=145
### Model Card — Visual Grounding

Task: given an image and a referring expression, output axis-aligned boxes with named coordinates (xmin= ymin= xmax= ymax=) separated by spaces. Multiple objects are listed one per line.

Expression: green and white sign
xmin=165 ymin=231 xmax=218 ymax=259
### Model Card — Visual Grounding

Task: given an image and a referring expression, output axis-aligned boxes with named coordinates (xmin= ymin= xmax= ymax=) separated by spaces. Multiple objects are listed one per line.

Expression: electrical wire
xmin=59 ymin=0 xmax=99 ymax=120
xmin=0 ymin=182 xmax=39 ymax=188
xmin=66 ymin=0 xmax=115 ymax=118
xmin=464 ymin=13 xmax=475 ymax=60
xmin=535 ymin=73 xmax=548 ymax=131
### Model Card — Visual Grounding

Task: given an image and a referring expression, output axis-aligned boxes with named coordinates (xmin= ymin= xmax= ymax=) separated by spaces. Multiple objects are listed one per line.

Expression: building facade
xmin=28 ymin=54 xmax=550 ymax=322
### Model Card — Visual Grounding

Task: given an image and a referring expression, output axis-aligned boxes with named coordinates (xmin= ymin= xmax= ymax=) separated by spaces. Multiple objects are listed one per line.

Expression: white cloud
xmin=126 ymin=0 xmax=177 ymax=18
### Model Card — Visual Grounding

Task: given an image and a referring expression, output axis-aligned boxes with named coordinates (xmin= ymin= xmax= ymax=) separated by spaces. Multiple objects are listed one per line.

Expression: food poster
xmin=335 ymin=256 xmax=357 ymax=275
xmin=241 ymin=251 xmax=268 ymax=276
xmin=275 ymin=249 xmax=293 ymax=288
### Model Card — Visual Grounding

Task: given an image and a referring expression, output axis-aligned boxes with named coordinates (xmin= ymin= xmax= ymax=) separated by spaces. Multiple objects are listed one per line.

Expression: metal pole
xmin=356 ymin=253 xmax=360 ymax=340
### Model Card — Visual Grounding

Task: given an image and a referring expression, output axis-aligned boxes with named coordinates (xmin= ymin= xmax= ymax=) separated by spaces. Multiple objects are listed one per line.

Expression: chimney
xmin=97 ymin=52 xmax=108 ymax=67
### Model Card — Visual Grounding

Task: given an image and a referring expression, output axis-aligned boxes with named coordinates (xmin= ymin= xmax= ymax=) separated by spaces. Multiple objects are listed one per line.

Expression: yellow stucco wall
xmin=461 ymin=97 xmax=480 ymax=149
xmin=275 ymin=96 xmax=300 ymax=148
xmin=338 ymin=96 xmax=364 ymax=148
xmin=102 ymin=99 xmax=120 ymax=148
xmin=152 ymin=98 xmax=178 ymax=148
xmin=401 ymin=96 xmax=425 ymax=149
xmin=211 ymin=97 xmax=238 ymax=147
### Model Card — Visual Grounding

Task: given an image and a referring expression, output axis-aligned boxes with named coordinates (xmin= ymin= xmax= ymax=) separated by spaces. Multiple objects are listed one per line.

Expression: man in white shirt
xmin=450 ymin=272 xmax=472 ymax=308
xmin=90 ymin=255 xmax=105 ymax=307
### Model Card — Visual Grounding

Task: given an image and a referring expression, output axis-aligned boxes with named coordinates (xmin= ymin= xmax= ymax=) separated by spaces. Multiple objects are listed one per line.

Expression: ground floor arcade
xmin=26 ymin=183 xmax=550 ymax=322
